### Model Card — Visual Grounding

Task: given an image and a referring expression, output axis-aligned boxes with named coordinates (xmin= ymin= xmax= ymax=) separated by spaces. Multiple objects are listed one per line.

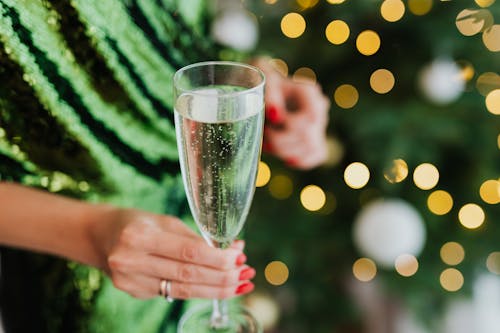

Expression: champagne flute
xmin=174 ymin=61 xmax=265 ymax=332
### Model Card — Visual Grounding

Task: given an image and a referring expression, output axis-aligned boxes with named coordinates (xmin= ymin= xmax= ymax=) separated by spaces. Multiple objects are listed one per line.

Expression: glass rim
xmin=173 ymin=61 xmax=266 ymax=97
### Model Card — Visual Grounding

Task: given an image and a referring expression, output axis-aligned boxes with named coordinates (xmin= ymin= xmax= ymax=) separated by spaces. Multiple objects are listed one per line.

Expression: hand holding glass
xmin=174 ymin=62 xmax=265 ymax=332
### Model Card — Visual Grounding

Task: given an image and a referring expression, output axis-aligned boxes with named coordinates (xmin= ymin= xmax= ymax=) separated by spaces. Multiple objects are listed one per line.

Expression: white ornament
xmin=418 ymin=58 xmax=465 ymax=105
xmin=211 ymin=9 xmax=258 ymax=51
xmin=353 ymin=199 xmax=426 ymax=268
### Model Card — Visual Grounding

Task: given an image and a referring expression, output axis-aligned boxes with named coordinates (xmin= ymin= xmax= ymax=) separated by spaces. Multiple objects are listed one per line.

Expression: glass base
xmin=178 ymin=303 xmax=261 ymax=333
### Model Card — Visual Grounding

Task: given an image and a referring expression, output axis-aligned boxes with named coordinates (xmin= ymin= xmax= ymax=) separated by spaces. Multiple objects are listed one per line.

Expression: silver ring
xmin=159 ymin=279 xmax=174 ymax=303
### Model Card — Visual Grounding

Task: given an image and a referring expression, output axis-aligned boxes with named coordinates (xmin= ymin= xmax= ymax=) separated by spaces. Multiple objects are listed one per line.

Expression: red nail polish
xmin=239 ymin=267 xmax=256 ymax=281
xmin=266 ymin=105 xmax=283 ymax=125
xmin=262 ymin=141 xmax=273 ymax=153
xmin=235 ymin=282 xmax=254 ymax=295
xmin=235 ymin=253 xmax=247 ymax=266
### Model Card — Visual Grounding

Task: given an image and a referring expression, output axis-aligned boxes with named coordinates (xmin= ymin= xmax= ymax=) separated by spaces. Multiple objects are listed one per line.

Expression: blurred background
xmin=211 ymin=0 xmax=499 ymax=332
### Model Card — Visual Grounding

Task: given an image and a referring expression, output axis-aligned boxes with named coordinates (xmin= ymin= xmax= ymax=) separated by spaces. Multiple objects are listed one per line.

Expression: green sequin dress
xmin=0 ymin=0 xmax=219 ymax=332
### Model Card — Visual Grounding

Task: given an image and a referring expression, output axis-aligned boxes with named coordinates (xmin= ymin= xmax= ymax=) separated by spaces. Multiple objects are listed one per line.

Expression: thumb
xmin=265 ymin=77 xmax=287 ymax=126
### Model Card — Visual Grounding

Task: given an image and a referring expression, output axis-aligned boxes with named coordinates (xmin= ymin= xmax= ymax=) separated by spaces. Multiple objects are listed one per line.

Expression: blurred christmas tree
xmin=221 ymin=0 xmax=500 ymax=332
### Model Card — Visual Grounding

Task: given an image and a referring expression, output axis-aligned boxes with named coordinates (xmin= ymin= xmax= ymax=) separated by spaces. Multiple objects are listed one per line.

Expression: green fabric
xmin=0 ymin=0 xmax=219 ymax=332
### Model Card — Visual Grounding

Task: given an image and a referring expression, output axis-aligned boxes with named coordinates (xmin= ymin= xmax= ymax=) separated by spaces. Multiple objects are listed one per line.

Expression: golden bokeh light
xmin=344 ymin=162 xmax=370 ymax=189
xmin=265 ymin=261 xmax=289 ymax=286
xmin=370 ymin=69 xmax=395 ymax=94
xmin=440 ymin=242 xmax=465 ymax=266
xmin=256 ymin=161 xmax=271 ymax=187
xmin=281 ymin=13 xmax=306 ymax=39
xmin=476 ymin=72 xmax=500 ymax=96
xmin=268 ymin=174 xmax=293 ymax=199
xmin=458 ymin=203 xmax=485 ymax=229
xmin=325 ymin=20 xmax=350 ymax=45
xmin=486 ymin=89 xmax=500 ymax=115
xmin=353 ymin=258 xmax=377 ymax=282
xmin=395 ymin=254 xmax=419 ymax=277
xmin=380 ymin=0 xmax=405 ymax=22
xmin=334 ymin=84 xmax=359 ymax=109
xmin=475 ymin=0 xmax=496 ymax=7
xmin=300 ymin=185 xmax=327 ymax=212
xmin=293 ymin=67 xmax=317 ymax=84
xmin=265 ymin=0 xmax=278 ymax=4
xmin=498 ymin=134 xmax=500 ymax=149
xmin=486 ymin=252 xmax=500 ymax=274
xmin=455 ymin=9 xmax=493 ymax=37
xmin=356 ymin=30 xmax=381 ymax=56
xmin=483 ymin=25 xmax=500 ymax=52
xmin=413 ymin=163 xmax=439 ymax=190
xmin=457 ymin=60 xmax=475 ymax=82
xmin=440 ymin=268 xmax=464 ymax=292
xmin=268 ymin=58 xmax=289 ymax=77
xmin=297 ymin=0 xmax=319 ymax=10
xmin=408 ymin=0 xmax=433 ymax=16
xmin=427 ymin=190 xmax=453 ymax=215
xmin=480 ymin=179 xmax=500 ymax=204
xmin=326 ymin=0 xmax=346 ymax=3
xmin=384 ymin=159 xmax=408 ymax=183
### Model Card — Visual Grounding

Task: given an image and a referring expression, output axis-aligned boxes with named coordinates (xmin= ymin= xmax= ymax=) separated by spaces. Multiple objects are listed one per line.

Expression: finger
xmin=147 ymin=233 xmax=245 ymax=270
xmin=283 ymin=82 xmax=330 ymax=124
xmin=156 ymin=215 xmax=200 ymax=240
xmin=110 ymin=272 xmax=160 ymax=299
xmin=169 ymin=279 xmax=255 ymax=300
xmin=230 ymin=240 xmax=245 ymax=251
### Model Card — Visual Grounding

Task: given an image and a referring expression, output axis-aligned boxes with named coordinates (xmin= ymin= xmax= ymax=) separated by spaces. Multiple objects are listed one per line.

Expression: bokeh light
xmin=476 ymin=72 xmax=500 ymax=96
xmin=383 ymin=159 xmax=408 ymax=183
xmin=353 ymin=258 xmax=377 ymax=282
xmin=395 ymin=254 xmax=419 ymax=277
xmin=325 ymin=20 xmax=350 ymax=45
xmin=455 ymin=9 xmax=493 ymax=37
xmin=370 ymin=69 xmax=395 ymax=94
xmin=457 ymin=60 xmax=475 ymax=82
xmin=265 ymin=0 xmax=278 ymax=4
xmin=486 ymin=89 xmax=500 ymax=115
xmin=326 ymin=0 xmax=346 ymax=3
xmin=297 ymin=0 xmax=319 ymax=10
xmin=265 ymin=261 xmax=289 ymax=286
xmin=483 ymin=25 xmax=500 ymax=52
xmin=300 ymin=185 xmax=326 ymax=211
xmin=427 ymin=190 xmax=453 ymax=215
xmin=256 ymin=161 xmax=271 ymax=187
xmin=458 ymin=203 xmax=485 ymax=229
xmin=440 ymin=242 xmax=465 ymax=266
xmin=293 ymin=67 xmax=317 ymax=84
xmin=413 ymin=163 xmax=439 ymax=190
xmin=281 ymin=13 xmax=306 ymax=38
xmin=408 ymin=0 xmax=433 ymax=16
xmin=334 ymin=84 xmax=359 ymax=109
xmin=479 ymin=179 xmax=500 ymax=204
xmin=380 ymin=0 xmax=405 ymax=22
xmin=268 ymin=58 xmax=288 ymax=77
xmin=440 ymin=268 xmax=464 ymax=292
xmin=268 ymin=174 xmax=293 ymax=199
xmin=344 ymin=162 xmax=370 ymax=189
xmin=486 ymin=252 xmax=500 ymax=274
xmin=475 ymin=0 xmax=496 ymax=7
xmin=356 ymin=30 xmax=381 ymax=56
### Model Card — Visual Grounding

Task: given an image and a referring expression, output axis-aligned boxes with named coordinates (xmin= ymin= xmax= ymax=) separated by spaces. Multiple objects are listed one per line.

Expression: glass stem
xmin=211 ymin=299 xmax=229 ymax=329
xmin=209 ymin=240 xmax=230 ymax=329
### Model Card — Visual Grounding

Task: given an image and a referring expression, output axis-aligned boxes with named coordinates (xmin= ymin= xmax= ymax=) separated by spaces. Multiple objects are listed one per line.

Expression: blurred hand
xmin=90 ymin=208 xmax=255 ymax=300
xmin=253 ymin=58 xmax=330 ymax=170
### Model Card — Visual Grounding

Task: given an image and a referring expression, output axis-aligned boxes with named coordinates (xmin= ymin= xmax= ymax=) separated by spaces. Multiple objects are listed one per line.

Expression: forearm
xmin=0 ymin=182 xmax=111 ymax=268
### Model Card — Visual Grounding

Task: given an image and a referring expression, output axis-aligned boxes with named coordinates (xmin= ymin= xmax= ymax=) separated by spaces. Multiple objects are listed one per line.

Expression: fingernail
xmin=235 ymin=253 xmax=247 ymax=266
xmin=239 ymin=267 xmax=256 ymax=281
xmin=262 ymin=141 xmax=273 ymax=153
xmin=266 ymin=105 xmax=283 ymax=125
xmin=235 ymin=282 xmax=254 ymax=295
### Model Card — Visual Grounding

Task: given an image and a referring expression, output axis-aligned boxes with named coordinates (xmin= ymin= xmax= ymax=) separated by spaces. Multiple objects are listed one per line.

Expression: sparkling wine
xmin=175 ymin=87 xmax=264 ymax=244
